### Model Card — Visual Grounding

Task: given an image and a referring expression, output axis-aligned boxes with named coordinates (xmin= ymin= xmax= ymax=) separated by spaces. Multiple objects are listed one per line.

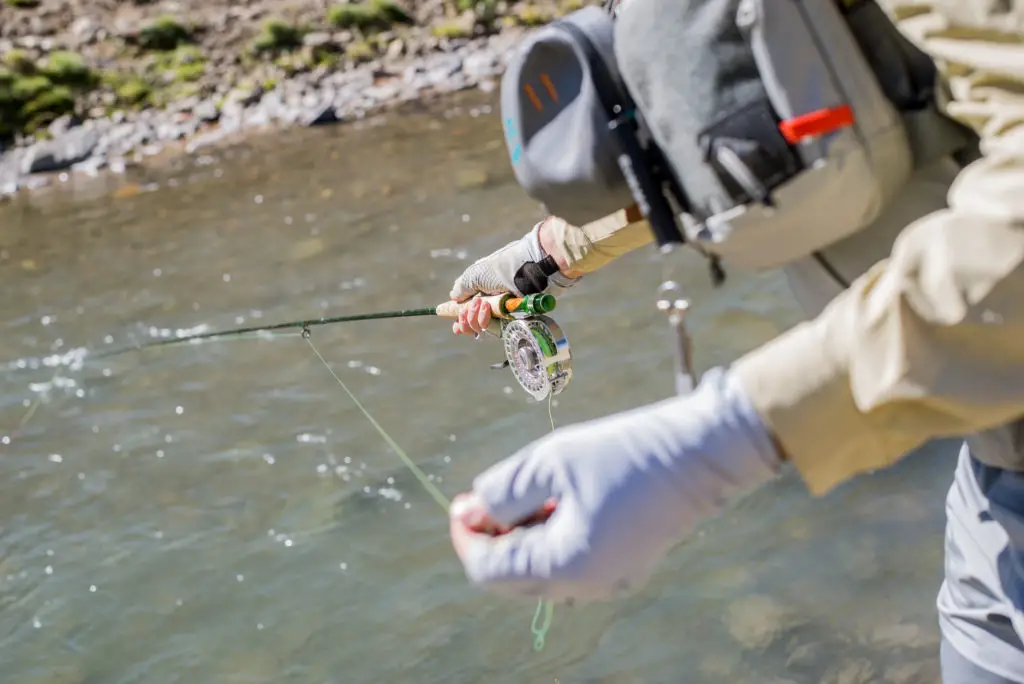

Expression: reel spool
xmin=499 ymin=316 xmax=572 ymax=401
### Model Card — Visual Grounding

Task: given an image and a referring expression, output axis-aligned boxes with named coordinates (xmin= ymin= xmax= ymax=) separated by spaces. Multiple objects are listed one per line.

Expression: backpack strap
xmin=833 ymin=0 xmax=980 ymax=168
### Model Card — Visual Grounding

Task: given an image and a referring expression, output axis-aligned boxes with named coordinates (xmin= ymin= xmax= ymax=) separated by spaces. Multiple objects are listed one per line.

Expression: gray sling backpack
xmin=499 ymin=0 xmax=978 ymax=278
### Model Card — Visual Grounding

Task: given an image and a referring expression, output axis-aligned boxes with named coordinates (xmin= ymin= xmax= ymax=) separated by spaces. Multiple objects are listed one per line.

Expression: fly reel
xmin=493 ymin=316 xmax=572 ymax=401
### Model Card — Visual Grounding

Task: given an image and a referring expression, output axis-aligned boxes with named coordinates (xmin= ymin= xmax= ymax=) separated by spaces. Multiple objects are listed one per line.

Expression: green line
xmin=303 ymin=333 xmax=450 ymax=511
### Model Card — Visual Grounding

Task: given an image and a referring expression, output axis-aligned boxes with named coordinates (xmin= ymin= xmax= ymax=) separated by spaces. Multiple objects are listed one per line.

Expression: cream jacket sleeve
xmin=733 ymin=0 xmax=1024 ymax=496
xmin=546 ymin=211 xmax=653 ymax=274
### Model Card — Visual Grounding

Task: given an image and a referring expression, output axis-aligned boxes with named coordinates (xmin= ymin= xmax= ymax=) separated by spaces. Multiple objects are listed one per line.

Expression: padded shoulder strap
xmin=839 ymin=0 xmax=980 ymax=168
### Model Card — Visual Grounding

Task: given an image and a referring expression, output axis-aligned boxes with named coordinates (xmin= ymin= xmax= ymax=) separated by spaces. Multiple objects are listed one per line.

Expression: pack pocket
xmin=691 ymin=125 xmax=899 ymax=269
xmin=700 ymin=96 xmax=802 ymax=208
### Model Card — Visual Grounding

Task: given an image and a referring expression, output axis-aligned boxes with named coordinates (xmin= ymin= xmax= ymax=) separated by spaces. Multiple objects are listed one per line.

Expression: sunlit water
xmin=0 ymin=91 xmax=955 ymax=683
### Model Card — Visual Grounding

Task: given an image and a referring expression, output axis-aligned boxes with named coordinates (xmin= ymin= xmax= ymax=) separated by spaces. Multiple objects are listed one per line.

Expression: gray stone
xmin=303 ymin=31 xmax=334 ymax=48
xmin=301 ymin=102 xmax=340 ymax=127
xmin=20 ymin=128 xmax=101 ymax=175
xmin=193 ymin=100 xmax=220 ymax=123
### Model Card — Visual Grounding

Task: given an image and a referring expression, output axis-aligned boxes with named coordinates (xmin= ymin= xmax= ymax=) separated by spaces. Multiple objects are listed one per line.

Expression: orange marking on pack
xmin=524 ymin=84 xmax=543 ymax=112
xmin=539 ymin=74 xmax=558 ymax=103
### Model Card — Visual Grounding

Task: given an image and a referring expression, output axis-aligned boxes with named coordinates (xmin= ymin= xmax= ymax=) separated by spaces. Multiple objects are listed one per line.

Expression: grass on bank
xmin=327 ymin=0 xmax=414 ymax=31
xmin=0 ymin=47 xmax=182 ymax=141
xmin=0 ymin=50 xmax=103 ymax=139
xmin=251 ymin=19 xmax=306 ymax=55
xmin=138 ymin=15 xmax=194 ymax=51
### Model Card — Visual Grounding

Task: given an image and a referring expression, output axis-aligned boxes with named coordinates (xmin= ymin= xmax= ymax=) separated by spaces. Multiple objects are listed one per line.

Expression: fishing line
xmin=301 ymin=327 xmax=557 ymax=652
xmin=4 ymin=294 xmax=568 ymax=650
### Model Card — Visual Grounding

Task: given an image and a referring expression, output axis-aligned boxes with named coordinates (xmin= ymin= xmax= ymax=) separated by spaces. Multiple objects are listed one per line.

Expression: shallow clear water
xmin=0 ymin=91 xmax=955 ymax=684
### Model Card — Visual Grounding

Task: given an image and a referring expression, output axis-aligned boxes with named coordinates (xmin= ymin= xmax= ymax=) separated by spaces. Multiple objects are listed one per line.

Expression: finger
xmin=450 ymin=262 xmax=488 ymax=302
xmin=451 ymin=492 xmax=498 ymax=529
xmin=450 ymin=493 xmax=497 ymax=559
xmin=472 ymin=299 xmax=491 ymax=333
xmin=464 ymin=298 xmax=483 ymax=333
xmin=450 ymin=276 xmax=475 ymax=303
xmin=451 ymin=259 xmax=510 ymax=302
xmin=472 ymin=442 xmax=559 ymax=527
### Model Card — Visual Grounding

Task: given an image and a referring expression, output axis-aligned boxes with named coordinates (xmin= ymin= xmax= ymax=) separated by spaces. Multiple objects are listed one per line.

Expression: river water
xmin=0 ymin=91 xmax=957 ymax=684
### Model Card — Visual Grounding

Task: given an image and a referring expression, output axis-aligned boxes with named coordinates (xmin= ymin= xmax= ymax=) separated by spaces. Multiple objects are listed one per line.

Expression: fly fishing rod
xmin=93 ymin=292 xmax=574 ymax=401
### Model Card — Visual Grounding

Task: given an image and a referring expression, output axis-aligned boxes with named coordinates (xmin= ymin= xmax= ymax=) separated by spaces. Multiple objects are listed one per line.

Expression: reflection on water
xmin=0 ymin=90 xmax=952 ymax=683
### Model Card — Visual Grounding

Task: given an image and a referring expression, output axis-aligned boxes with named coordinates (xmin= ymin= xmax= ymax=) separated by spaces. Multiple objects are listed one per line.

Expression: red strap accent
xmin=779 ymin=105 xmax=855 ymax=144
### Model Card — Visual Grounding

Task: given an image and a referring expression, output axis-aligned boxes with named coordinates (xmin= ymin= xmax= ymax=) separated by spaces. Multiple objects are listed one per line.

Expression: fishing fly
xmin=9 ymin=291 xmax=574 ymax=652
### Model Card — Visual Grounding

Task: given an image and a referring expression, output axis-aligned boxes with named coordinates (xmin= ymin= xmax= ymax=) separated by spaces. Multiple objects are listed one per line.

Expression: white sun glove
xmin=450 ymin=367 xmax=782 ymax=603
xmin=449 ymin=220 xmax=581 ymax=301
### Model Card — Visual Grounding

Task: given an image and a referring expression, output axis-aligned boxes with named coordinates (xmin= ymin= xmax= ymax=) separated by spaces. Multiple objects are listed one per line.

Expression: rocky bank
xmin=0 ymin=0 xmax=591 ymax=196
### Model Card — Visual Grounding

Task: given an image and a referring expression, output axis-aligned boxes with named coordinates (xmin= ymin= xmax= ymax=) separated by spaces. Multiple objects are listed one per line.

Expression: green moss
xmin=174 ymin=61 xmax=205 ymax=82
xmin=4 ymin=0 xmax=42 ymax=8
xmin=251 ymin=19 xmax=305 ymax=55
xmin=273 ymin=52 xmax=303 ymax=76
xmin=0 ymin=57 xmax=101 ymax=140
xmin=40 ymin=51 xmax=98 ymax=89
xmin=431 ymin=20 xmax=473 ymax=39
xmin=315 ymin=51 xmax=340 ymax=70
xmin=327 ymin=1 xmax=413 ymax=31
xmin=154 ymin=45 xmax=206 ymax=82
xmin=451 ymin=0 xmax=497 ymax=26
xmin=20 ymin=85 xmax=74 ymax=122
xmin=3 ymin=49 xmax=36 ymax=75
xmin=139 ymin=15 xmax=192 ymax=51
xmin=514 ymin=4 xmax=554 ymax=25
xmin=557 ymin=0 xmax=587 ymax=12
xmin=151 ymin=80 xmax=200 ymax=107
xmin=168 ymin=45 xmax=204 ymax=65
xmin=345 ymin=39 xmax=375 ymax=63
xmin=115 ymin=77 xmax=151 ymax=106
xmin=11 ymin=74 xmax=51 ymax=100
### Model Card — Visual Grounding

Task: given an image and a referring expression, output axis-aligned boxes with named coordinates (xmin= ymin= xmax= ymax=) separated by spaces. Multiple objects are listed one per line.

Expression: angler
xmin=444 ymin=0 xmax=1024 ymax=682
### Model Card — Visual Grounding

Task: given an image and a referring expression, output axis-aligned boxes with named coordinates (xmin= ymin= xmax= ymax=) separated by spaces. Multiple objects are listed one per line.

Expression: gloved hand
xmin=448 ymin=367 xmax=781 ymax=603
xmin=450 ymin=219 xmax=580 ymax=302
xmin=449 ymin=219 xmax=580 ymax=337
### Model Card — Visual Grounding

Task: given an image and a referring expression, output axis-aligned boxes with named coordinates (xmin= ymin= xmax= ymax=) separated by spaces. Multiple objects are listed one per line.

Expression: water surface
xmin=0 ymin=92 xmax=953 ymax=684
